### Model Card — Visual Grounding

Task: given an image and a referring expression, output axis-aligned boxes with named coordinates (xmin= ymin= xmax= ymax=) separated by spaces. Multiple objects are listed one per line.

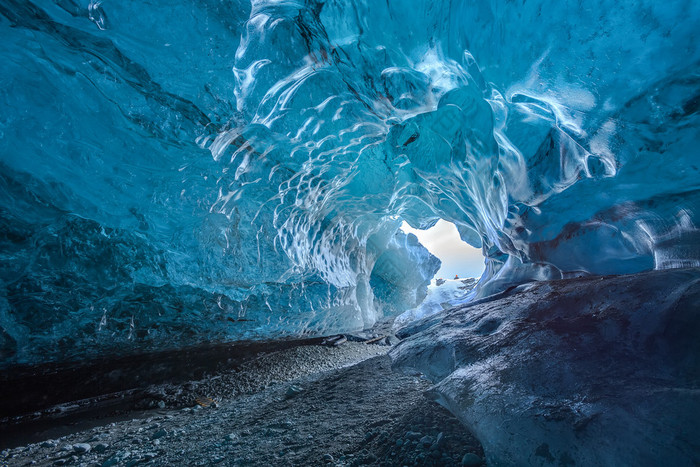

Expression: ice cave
xmin=0 ymin=0 xmax=698 ymax=465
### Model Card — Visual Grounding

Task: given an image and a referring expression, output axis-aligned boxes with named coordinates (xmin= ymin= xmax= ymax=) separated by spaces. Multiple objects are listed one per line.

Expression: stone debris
xmin=1 ymin=344 xmax=484 ymax=466
xmin=73 ymin=443 xmax=91 ymax=454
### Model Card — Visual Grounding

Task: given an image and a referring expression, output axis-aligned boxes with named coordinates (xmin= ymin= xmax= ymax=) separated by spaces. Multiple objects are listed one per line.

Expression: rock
xmin=41 ymin=440 xmax=57 ymax=448
xmin=226 ymin=433 xmax=238 ymax=442
xmin=321 ymin=335 xmax=347 ymax=347
xmin=419 ymin=435 xmax=433 ymax=446
xmin=461 ymin=452 xmax=483 ymax=466
xmin=102 ymin=450 xmax=131 ymax=467
xmin=323 ymin=453 xmax=334 ymax=462
xmin=430 ymin=432 xmax=444 ymax=450
xmin=94 ymin=443 xmax=109 ymax=453
xmin=395 ymin=439 xmax=404 ymax=447
xmin=404 ymin=431 xmax=422 ymax=440
xmin=73 ymin=443 xmax=91 ymax=454
xmin=152 ymin=429 xmax=167 ymax=439
xmin=361 ymin=453 xmax=377 ymax=464
xmin=284 ymin=385 xmax=303 ymax=399
xmin=157 ymin=401 xmax=166 ymax=409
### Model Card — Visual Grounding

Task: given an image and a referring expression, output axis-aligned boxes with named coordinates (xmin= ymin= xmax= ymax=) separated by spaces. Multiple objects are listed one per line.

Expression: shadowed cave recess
xmin=0 ymin=0 xmax=699 ymax=463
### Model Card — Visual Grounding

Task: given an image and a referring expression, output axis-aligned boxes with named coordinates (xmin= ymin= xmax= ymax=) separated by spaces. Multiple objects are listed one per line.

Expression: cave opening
xmin=0 ymin=0 xmax=698 ymax=464
xmin=399 ymin=220 xmax=485 ymax=281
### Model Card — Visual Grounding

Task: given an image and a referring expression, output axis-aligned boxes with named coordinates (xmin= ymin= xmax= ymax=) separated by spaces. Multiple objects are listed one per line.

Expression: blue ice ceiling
xmin=0 ymin=0 xmax=698 ymax=365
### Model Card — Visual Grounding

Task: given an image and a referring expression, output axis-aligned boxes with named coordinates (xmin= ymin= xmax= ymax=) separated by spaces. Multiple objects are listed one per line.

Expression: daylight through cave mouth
xmin=0 ymin=0 xmax=699 ymax=369
xmin=399 ymin=220 xmax=485 ymax=281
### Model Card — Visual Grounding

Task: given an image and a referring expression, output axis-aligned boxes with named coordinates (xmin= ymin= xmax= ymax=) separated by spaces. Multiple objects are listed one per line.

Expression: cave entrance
xmin=400 ymin=220 xmax=485 ymax=281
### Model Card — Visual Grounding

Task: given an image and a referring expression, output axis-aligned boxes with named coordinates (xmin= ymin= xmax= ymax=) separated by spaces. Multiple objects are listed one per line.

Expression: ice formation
xmin=391 ymin=268 xmax=700 ymax=466
xmin=1 ymin=0 xmax=699 ymax=366
xmin=393 ymin=278 xmax=477 ymax=329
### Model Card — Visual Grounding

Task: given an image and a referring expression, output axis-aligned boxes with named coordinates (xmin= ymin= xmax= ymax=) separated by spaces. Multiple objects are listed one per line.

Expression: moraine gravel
xmin=1 ymin=342 xmax=484 ymax=466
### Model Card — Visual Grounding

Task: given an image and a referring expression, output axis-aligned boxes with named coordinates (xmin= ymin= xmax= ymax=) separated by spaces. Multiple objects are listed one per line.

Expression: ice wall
xmin=0 ymin=0 xmax=698 ymax=365
xmin=391 ymin=268 xmax=700 ymax=466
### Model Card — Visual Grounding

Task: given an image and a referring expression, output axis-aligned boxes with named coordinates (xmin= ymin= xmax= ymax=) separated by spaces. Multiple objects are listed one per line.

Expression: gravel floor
xmin=1 ymin=342 xmax=484 ymax=466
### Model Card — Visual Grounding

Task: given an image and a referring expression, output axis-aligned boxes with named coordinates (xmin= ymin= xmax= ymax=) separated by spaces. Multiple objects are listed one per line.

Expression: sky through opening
xmin=400 ymin=220 xmax=485 ymax=279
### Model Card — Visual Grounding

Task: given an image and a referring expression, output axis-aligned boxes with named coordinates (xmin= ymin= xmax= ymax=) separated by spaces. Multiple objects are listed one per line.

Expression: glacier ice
xmin=1 ymin=0 xmax=699 ymax=366
xmin=393 ymin=278 xmax=477 ymax=330
xmin=391 ymin=268 xmax=700 ymax=466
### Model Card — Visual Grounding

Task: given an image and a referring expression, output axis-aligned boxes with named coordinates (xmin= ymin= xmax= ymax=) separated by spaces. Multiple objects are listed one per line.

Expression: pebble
xmin=323 ymin=453 xmax=334 ymax=462
xmin=285 ymin=385 xmax=303 ymax=399
xmin=152 ymin=429 xmax=168 ymax=439
xmin=94 ymin=443 xmax=109 ymax=453
xmin=419 ymin=435 xmax=433 ymax=446
xmin=41 ymin=440 xmax=57 ymax=448
xmin=461 ymin=452 xmax=483 ymax=466
xmin=73 ymin=443 xmax=91 ymax=454
xmin=101 ymin=456 xmax=119 ymax=467
xmin=404 ymin=431 xmax=422 ymax=440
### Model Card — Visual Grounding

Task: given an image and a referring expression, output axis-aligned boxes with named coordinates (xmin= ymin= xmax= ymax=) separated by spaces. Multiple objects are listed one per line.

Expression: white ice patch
xmin=394 ymin=278 xmax=477 ymax=328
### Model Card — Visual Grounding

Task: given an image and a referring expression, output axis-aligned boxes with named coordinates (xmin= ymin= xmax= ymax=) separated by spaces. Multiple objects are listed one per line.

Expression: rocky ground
xmin=1 ymin=341 xmax=485 ymax=466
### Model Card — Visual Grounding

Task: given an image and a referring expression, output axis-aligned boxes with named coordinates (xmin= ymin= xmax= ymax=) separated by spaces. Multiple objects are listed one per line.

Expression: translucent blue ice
xmin=0 ymin=0 xmax=698 ymax=364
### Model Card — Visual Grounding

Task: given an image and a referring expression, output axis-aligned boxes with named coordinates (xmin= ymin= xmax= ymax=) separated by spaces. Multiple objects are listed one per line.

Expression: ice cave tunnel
xmin=0 ymin=0 xmax=699 ymax=465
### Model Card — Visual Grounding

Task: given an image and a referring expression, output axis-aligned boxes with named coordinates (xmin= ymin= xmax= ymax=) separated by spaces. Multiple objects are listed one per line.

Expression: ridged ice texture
xmin=0 ymin=0 xmax=698 ymax=364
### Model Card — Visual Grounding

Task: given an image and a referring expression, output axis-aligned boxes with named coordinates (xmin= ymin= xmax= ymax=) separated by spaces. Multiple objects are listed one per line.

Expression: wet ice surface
xmin=1 ymin=343 xmax=484 ymax=466
xmin=391 ymin=268 xmax=700 ymax=466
